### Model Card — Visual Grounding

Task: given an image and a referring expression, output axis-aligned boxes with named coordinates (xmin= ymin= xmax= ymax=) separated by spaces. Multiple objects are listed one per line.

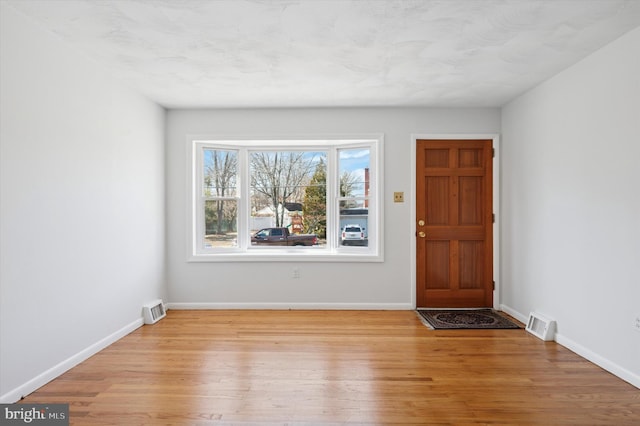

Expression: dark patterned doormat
xmin=417 ymin=309 xmax=521 ymax=329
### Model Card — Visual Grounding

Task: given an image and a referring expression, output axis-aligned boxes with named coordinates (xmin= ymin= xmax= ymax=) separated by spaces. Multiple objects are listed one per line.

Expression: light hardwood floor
xmin=21 ymin=310 xmax=640 ymax=425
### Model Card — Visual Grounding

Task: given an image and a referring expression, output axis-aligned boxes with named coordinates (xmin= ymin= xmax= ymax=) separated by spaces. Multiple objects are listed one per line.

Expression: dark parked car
xmin=251 ymin=227 xmax=318 ymax=246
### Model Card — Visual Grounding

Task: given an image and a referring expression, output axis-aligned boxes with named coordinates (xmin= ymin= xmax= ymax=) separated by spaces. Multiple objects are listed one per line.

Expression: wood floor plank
xmin=20 ymin=310 xmax=640 ymax=425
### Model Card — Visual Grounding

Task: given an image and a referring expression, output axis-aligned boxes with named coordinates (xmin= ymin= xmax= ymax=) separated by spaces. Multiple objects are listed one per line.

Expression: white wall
xmin=0 ymin=4 xmax=166 ymax=401
xmin=166 ymin=108 xmax=500 ymax=308
xmin=501 ymin=27 xmax=640 ymax=386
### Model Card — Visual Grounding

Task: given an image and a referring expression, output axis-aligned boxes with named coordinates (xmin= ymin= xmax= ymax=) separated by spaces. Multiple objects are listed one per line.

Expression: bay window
xmin=190 ymin=136 xmax=383 ymax=261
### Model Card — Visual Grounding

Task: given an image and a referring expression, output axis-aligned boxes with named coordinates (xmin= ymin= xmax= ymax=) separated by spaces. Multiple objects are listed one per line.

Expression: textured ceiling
xmin=6 ymin=0 xmax=640 ymax=108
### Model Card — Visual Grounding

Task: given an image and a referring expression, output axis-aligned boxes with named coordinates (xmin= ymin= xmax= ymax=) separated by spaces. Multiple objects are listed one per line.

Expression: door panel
xmin=425 ymin=241 xmax=450 ymax=289
xmin=459 ymin=240 xmax=484 ymax=289
xmin=458 ymin=148 xmax=483 ymax=168
xmin=416 ymin=139 xmax=493 ymax=308
xmin=425 ymin=177 xmax=449 ymax=225
xmin=425 ymin=149 xmax=450 ymax=167
xmin=459 ymin=176 xmax=483 ymax=225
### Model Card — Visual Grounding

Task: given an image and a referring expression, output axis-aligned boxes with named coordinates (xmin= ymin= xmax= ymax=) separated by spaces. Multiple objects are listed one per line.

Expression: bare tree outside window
xmin=339 ymin=170 xmax=360 ymax=208
xmin=204 ymin=149 xmax=238 ymax=247
xmin=250 ymin=151 xmax=323 ymax=228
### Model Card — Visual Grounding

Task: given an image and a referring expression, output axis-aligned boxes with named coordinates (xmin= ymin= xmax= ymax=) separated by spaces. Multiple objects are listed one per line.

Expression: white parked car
xmin=341 ymin=224 xmax=366 ymax=246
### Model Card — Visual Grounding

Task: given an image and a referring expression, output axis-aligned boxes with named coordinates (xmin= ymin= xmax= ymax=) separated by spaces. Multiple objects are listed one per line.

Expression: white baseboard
xmin=166 ymin=302 xmax=412 ymax=310
xmin=500 ymin=304 xmax=639 ymax=389
xmin=499 ymin=304 xmax=529 ymax=324
xmin=554 ymin=333 xmax=640 ymax=389
xmin=0 ymin=318 xmax=144 ymax=404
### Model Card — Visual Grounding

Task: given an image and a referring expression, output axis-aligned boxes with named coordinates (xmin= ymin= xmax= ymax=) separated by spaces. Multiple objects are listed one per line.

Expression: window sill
xmin=188 ymin=250 xmax=383 ymax=263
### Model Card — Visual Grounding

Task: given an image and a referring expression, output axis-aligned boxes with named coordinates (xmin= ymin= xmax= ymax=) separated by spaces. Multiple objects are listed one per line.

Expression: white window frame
xmin=187 ymin=134 xmax=384 ymax=262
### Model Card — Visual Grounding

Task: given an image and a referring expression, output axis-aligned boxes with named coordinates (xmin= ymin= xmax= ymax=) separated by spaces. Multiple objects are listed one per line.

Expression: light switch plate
xmin=394 ymin=192 xmax=404 ymax=203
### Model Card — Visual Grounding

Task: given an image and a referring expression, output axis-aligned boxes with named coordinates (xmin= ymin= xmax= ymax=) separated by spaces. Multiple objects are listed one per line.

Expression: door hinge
xmin=492 ymin=281 xmax=495 ymax=290
xmin=492 ymin=148 xmax=495 ymax=158
xmin=492 ymin=213 xmax=495 ymax=223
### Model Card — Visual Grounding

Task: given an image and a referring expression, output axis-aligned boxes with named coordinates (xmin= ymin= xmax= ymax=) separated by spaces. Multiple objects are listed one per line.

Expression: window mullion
xmin=195 ymin=145 xmax=206 ymax=254
xmin=326 ymin=148 xmax=338 ymax=251
xmin=238 ymin=147 xmax=249 ymax=250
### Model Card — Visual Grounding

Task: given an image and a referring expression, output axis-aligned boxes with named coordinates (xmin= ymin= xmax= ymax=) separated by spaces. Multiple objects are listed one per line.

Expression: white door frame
xmin=410 ymin=134 xmax=500 ymax=309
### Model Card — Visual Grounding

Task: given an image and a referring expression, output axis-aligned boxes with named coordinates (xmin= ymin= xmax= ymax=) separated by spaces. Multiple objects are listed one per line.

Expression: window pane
xmin=204 ymin=200 xmax=238 ymax=248
xmin=339 ymin=148 xmax=370 ymax=247
xmin=339 ymin=199 xmax=368 ymax=246
xmin=249 ymin=151 xmax=327 ymax=246
xmin=204 ymin=149 xmax=237 ymax=197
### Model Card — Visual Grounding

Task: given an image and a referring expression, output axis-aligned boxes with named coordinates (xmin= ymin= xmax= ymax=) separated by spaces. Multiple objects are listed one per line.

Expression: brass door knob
xmin=418 ymin=231 xmax=426 ymax=238
xmin=418 ymin=220 xmax=425 ymax=226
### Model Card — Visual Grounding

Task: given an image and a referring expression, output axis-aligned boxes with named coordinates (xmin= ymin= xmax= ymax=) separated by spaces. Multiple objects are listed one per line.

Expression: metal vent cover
xmin=526 ymin=312 xmax=555 ymax=341
xmin=142 ymin=299 xmax=166 ymax=325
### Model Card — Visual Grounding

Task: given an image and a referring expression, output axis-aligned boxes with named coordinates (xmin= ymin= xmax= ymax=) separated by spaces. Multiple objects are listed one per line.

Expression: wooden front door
xmin=416 ymin=139 xmax=493 ymax=308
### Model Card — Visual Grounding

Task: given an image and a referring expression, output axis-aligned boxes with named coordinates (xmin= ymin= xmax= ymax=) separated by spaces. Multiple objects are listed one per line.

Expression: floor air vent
xmin=143 ymin=299 xmax=166 ymax=324
xmin=526 ymin=312 xmax=555 ymax=341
